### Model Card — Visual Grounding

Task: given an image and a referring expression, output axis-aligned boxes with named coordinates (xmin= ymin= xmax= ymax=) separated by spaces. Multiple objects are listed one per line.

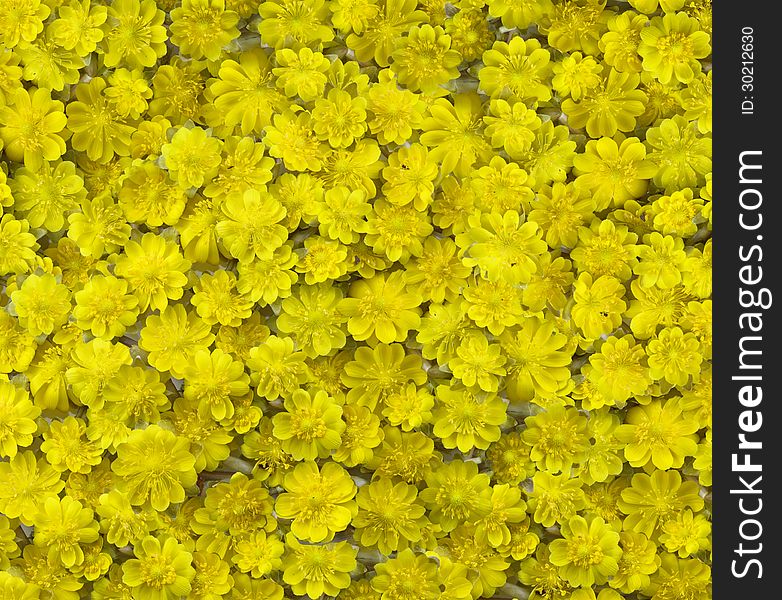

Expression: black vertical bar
xmin=713 ymin=3 xmax=779 ymax=596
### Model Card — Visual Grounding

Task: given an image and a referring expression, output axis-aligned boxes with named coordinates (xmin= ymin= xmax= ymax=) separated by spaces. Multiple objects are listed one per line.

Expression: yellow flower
xmin=635 ymin=232 xmax=687 ymax=289
xmin=277 ymin=284 xmax=347 ymax=357
xmin=11 ymin=159 xmax=86 ymax=231
xmin=32 ymin=495 xmax=99 ymax=568
xmin=139 ymin=304 xmax=216 ymax=379
xmin=66 ymin=78 xmax=135 ymax=163
xmin=122 ymin=536 xmax=195 ymax=600
xmin=544 ymin=0 xmax=608 ymax=54
xmin=338 ymin=271 xmax=421 ymax=344
xmin=316 ymin=186 xmax=371 ymax=244
xmin=405 ymin=238 xmax=471 ymax=304
xmin=232 ymin=531 xmax=284 ymax=578
xmin=382 ymin=382 xmax=434 ymax=431
xmin=263 ymin=110 xmax=325 ymax=172
xmin=366 ymin=69 xmax=427 ymax=145
xmin=40 ymin=416 xmax=103 ymax=473
xmin=67 ymin=195 xmax=131 ymax=258
xmin=549 ymin=515 xmax=621 ymax=587
xmin=678 ymin=69 xmax=712 ymax=133
xmin=390 ymin=24 xmax=461 ymax=92
xmin=600 ymin=10 xmax=647 ymax=73
xmin=486 ymin=0 xmax=552 ymax=29
xmin=499 ymin=316 xmax=571 ymax=402
xmin=371 ymin=548 xmax=440 ymax=600
xmin=552 ymin=51 xmax=602 ymax=101
xmin=353 ymin=477 xmax=428 ymax=554
xmin=644 ymin=553 xmax=711 ymax=600
xmin=571 ymin=272 xmax=627 ymax=340
xmin=273 ymin=47 xmax=330 ymax=101
xmin=646 ymin=326 xmax=702 ymax=386
xmin=104 ymin=69 xmax=152 ymax=119
xmin=247 ymin=335 xmax=310 ymax=400
xmin=104 ymin=0 xmax=168 ymax=69
xmin=237 ymin=243 xmax=298 ymax=305
xmin=562 ymin=68 xmax=647 ymax=138
xmin=651 ymin=188 xmax=704 ymax=239
xmin=0 ymin=87 xmax=66 ymax=169
xmin=102 ymin=365 xmax=169 ymax=427
xmin=73 ymin=274 xmax=140 ymax=340
xmin=0 ymin=382 xmax=39 ymax=459
xmin=616 ymin=398 xmax=699 ymax=469
xmin=587 ymin=335 xmax=650 ymax=403
xmin=258 ymin=0 xmax=334 ymax=49
xmin=216 ymin=189 xmax=287 ymax=262
xmin=659 ymin=509 xmax=711 ymax=558
xmin=318 ymin=138 xmax=383 ymax=196
xmin=65 ymin=338 xmax=132 ymax=408
xmin=638 ymin=12 xmax=710 ymax=84
xmin=365 ymin=200 xmax=433 ymax=264
xmin=528 ymin=182 xmax=594 ymax=250
xmin=482 ymin=98 xmax=542 ymax=158
xmin=458 ymin=209 xmax=546 ymax=284
xmin=449 ymin=333 xmax=506 ymax=392
xmin=191 ymin=269 xmax=253 ymax=327
xmin=646 ymin=115 xmax=712 ymax=193
xmin=611 ymin=531 xmax=660 ymax=593
xmin=473 ymin=483 xmax=528 ymax=548
xmin=572 ymin=135 xmax=658 ymax=210
xmin=523 ymin=405 xmax=589 ymax=474
xmin=516 ymin=120 xmax=577 ymax=186
xmin=162 ymin=126 xmax=223 ymax=189
xmin=0 ymin=0 xmax=49 ymax=48
xmin=420 ymin=459 xmax=491 ymax=532
xmin=282 ymin=534 xmax=357 ymax=598
xmin=114 ymin=233 xmax=191 ymax=312
xmin=571 ymin=218 xmax=639 ymax=281
xmin=479 ymin=37 xmax=552 ymax=102
xmin=49 ymin=0 xmax=107 ymax=56
xmin=333 ymin=403 xmax=383 ymax=467
xmin=275 ymin=461 xmax=357 ymax=542
xmin=432 ymin=384 xmax=506 ymax=451
xmin=209 ymin=48 xmax=285 ymax=135
xmin=619 ymin=469 xmax=703 ymax=537
xmin=272 ymin=389 xmax=344 ymax=460
xmin=112 ymin=425 xmax=197 ymax=511
xmin=0 ymin=310 xmax=36 ymax=374
xmin=625 ymin=280 xmax=691 ymax=340
xmin=347 ymin=0 xmax=428 ymax=66
xmin=0 ymin=571 xmax=38 ymax=599
xmin=205 ymin=135 xmax=276 ymax=199
xmin=170 ymin=0 xmax=239 ymax=60
xmin=420 ymin=93 xmax=492 ymax=176
xmin=381 ymin=143 xmax=438 ymax=209
xmin=11 ymin=273 xmax=71 ymax=336
xmin=184 ymin=348 xmax=250 ymax=420
xmin=312 ymin=89 xmax=368 ymax=149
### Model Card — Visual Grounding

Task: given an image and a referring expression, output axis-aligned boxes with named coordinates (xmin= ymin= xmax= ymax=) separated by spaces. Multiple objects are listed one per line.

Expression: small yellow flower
xmin=31 ymin=495 xmax=99 ymax=568
xmin=0 ymin=87 xmax=66 ymax=168
xmin=275 ymin=461 xmax=357 ymax=542
xmin=0 ymin=382 xmax=39 ymax=458
xmin=11 ymin=273 xmax=71 ymax=336
xmin=339 ymin=271 xmax=421 ymax=344
xmin=163 ymin=126 xmax=223 ymax=189
xmin=170 ymin=0 xmax=239 ymax=61
xmin=549 ymin=515 xmax=621 ymax=587
xmin=122 ymin=536 xmax=195 ymax=599
xmin=112 ymin=425 xmax=197 ymax=511
xmin=638 ymin=12 xmax=711 ymax=84
xmin=73 ymin=275 xmax=139 ymax=340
